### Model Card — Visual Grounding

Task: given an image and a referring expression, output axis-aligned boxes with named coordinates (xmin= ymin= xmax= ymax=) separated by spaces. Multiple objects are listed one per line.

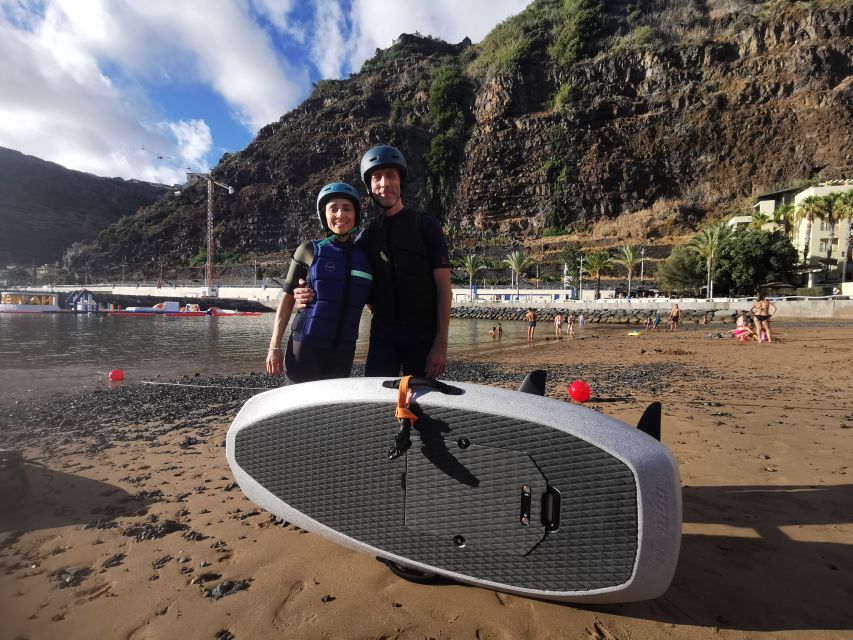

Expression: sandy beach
xmin=1 ymin=324 xmax=851 ymax=640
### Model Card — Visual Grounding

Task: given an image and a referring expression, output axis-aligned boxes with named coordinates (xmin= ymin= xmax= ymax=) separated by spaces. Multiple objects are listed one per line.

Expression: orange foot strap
xmin=395 ymin=375 xmax=418 ymax=424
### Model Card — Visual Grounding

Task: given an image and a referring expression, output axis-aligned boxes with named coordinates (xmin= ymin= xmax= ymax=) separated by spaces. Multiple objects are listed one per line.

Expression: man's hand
xmin=425 ymin=341 xmax=447 ymax=379
xmin=292 ymin=278 xmax=315 ymax=308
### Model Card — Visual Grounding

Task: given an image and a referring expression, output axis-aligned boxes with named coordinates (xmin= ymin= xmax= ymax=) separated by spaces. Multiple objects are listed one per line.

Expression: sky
xmin=0 ymin=0 xmax=532 ymax=185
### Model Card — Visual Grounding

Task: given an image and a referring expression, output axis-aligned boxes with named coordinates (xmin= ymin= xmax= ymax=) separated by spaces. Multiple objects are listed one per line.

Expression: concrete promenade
xmin=37 ymin=283 xmax=853 ymax=319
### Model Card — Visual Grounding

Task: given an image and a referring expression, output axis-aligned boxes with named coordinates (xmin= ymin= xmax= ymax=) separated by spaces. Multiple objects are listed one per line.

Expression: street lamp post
xmin=206 ymin=176 xmax=235 ymax=295
xmin=578 ymin=255 xmax=584 ymax=301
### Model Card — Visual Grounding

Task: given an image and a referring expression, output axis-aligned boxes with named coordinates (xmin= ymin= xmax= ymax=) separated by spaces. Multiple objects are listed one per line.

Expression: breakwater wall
xmin=451 ymin=305 xmax=741 ymax=325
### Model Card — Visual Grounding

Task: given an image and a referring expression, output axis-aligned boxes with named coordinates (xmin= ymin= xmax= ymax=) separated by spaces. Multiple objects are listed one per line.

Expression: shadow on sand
xmin=0 ymin=462 xmax=152 ymax=535
xmin=585 ymin=483 xmax=853 ymax=632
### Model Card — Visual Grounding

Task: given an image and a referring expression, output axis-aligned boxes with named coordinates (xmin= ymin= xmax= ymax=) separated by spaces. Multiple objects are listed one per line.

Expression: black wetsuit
xmin=356 ymin=208 xmax=449 ymax=377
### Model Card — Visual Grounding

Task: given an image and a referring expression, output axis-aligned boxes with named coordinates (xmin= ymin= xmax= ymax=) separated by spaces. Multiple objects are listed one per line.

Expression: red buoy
xmin=108 ymin=369 xmax=125 ymax=382
xmin=568 ymin=380 xmax=590 ymax=403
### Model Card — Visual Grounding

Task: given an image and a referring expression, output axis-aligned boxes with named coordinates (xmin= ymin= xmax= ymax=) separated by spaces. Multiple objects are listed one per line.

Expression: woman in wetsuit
xmin=266 ymin=183 xmax=372 ymax=383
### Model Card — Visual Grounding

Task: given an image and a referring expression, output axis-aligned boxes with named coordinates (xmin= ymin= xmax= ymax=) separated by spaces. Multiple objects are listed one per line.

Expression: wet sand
xmin=1 ymin=325 xmax=851 ymax=640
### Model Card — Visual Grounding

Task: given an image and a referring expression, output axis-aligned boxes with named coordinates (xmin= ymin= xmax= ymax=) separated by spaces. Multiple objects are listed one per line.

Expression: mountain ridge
xmin=0 ymin=146 xmax=171 ymax=265
xmin=66 ymin=0 xmax=853 ymax=279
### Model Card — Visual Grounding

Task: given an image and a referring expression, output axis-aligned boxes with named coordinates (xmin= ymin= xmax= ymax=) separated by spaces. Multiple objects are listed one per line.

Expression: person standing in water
xmin=526 ymin=308 xmax=537 ymax=341
xmin=266 ymin=183 xmax=372 ymax=384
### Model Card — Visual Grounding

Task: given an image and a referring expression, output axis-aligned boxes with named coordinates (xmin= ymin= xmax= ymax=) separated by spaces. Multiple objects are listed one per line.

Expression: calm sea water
xmin=0 ymin=312 xmax=574 ymax=405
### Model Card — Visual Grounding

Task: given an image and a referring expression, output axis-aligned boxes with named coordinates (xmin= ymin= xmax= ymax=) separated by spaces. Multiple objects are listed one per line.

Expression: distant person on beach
xmin=526 ymin=308 xmax=537 ymax=341
xmin=293 ymin=145 xmax=451 ymax=378
xmin=669 ymin=304 xmax=681 ymax=331
xmin=653 ymin=312 xmax=662 ymax=331
xmin=750 ymin=294 xmax=777 ymax=343
xmin=489 ymin=326 xmax=497 ymax=337
xmin=497 ymin=322 xmax=503 ymax=336
xmin=644 ymin=315 xmax=652 ymax=332
xmin=266 ymin=182 xmax=372 ymax=384
xmin=731 ymin=311 xmax=757 ymax=342
xmin=567 ymin=311 xmax=575 ymax=336
xmin=554 ymin=312 xmax=563 ymax=337
xmin=578 ymin=313 xmax=585 ymax=327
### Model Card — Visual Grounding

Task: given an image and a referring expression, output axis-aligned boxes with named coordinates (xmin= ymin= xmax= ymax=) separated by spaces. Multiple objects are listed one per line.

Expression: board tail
xmin=518 ymin=370 xmax=547 ymax=396
xmin=637 ymin=402 xmax=662 ymax=441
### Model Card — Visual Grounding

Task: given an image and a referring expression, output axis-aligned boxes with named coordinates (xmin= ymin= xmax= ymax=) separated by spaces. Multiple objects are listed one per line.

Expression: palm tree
xmin=502 ymin=250 xmax=533 ymax=299
xmin=611 ymin=245 xmax=641 ymax=297
xmin=819 ymin=193 xmax=846 ymax=279
xmin=837 ymin=191 xmax=853 ymax=283
xmin=750 ymin=212 xmax=771 ymax=230
xmin=796 ymin=195 xmax=830 ymax=264
xmin=457 ymin=254 xmax=486 ymax=300
xmin=773 ymin=203 xmax=795 ymax=239
xmin=688 ymin=223 xmax=729 ymax=299
xmin=584 ymin=251 xmax=612 ymax=300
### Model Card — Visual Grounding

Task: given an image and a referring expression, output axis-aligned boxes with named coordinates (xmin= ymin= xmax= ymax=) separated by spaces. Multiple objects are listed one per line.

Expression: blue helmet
xmin=316 ymin=182 xmax=361 ymax=234
xmin=360 ymin=145 xmax=408 ymax=194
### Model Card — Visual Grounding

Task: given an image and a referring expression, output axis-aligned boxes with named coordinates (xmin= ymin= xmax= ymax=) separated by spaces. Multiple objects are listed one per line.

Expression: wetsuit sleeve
xmin=421 ymin=216 xmax=450 ymax=270
xmin=282 ymin=241 xmax=314 ymax=294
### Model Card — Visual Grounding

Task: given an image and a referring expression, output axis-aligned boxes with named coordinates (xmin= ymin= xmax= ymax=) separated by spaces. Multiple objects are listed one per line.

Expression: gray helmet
xmin=360 ymin=145 xmax=408 ymax=193
xmin=316 ymin=182 xmax=361 ymax=234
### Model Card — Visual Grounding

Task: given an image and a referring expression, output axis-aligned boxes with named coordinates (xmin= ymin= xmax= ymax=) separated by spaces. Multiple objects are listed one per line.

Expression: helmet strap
xmin=330 ymin=224 xmax=360 ymax=240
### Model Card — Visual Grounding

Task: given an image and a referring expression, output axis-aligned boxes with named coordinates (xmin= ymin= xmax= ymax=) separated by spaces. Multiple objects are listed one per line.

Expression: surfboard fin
xmin=518 ymin=370 xmax=547 ymax=396
xmin=637 ymin=402 xmax=661 ymax=441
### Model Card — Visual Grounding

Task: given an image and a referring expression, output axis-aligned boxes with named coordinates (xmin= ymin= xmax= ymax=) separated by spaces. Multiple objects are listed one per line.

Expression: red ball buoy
xmin=568 ymin=380 xmax=590 ymax=403
xmin=108 ymin=369 xmax=125 ymax=382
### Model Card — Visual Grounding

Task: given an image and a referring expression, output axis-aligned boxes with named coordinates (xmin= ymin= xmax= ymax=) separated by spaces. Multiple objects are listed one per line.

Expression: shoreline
xmin=1 ymin=326 xmax=852 ymax=639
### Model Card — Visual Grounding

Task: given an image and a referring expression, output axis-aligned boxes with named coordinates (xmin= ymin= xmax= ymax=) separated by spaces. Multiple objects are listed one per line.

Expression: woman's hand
xmin=266 ymin=347 xmax=284 ymax=376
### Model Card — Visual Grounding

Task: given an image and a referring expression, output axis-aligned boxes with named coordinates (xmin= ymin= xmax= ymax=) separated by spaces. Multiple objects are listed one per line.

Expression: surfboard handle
xmin=541 ymin=486 xmax=562 ymax=532
xmin=382 ymin=378 xmax=464 ymax=395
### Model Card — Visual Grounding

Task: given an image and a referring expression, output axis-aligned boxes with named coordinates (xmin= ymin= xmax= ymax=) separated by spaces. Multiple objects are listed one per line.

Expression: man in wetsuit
xmin=295 ymin=145 xmax=451 ymax=379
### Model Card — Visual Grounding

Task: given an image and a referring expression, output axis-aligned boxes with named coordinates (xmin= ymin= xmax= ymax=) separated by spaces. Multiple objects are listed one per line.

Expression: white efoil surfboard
xmin=226 ymin=377 xmax=681 ymax=603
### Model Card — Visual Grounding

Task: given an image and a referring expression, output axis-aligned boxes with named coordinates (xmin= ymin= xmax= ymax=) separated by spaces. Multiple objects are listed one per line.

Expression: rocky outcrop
xmin=454 ymin=4 xmax=853 ymax=234
xmin=451 ymin=306 xmax=742 ymax=325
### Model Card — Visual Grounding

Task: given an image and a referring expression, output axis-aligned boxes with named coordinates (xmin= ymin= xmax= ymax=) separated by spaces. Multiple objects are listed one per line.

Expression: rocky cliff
xmin=75 ymin=0 xmax=853 ymax=276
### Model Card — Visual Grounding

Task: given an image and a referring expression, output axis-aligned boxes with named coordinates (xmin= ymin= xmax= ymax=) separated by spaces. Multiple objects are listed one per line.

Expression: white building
xmin=791 ymin=181 xmax=853 ymax=281
xmin=729 ymin=180 xmax=852 ymax=284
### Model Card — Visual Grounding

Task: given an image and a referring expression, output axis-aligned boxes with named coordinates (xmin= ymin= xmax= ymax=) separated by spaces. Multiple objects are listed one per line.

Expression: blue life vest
xmin=292 ymin=237 xmax=372 ymax=350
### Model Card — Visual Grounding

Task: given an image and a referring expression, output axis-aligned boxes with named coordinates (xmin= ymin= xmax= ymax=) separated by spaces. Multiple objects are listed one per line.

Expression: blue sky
xmin=0 ymin=0 xmax=531 ymax=185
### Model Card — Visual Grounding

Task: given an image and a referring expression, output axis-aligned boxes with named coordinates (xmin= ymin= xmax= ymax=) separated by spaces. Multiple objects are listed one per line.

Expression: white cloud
xmin=311 ymin=0 xmax=350 ymax=80
xmin=164 ymin=119 xmax=213 ymax=172
xmin=312 ymin=0 xmax=533 ymax=79
xmin=250 ymin=0 xmax=305 ymax=43
xmin=0 ymin=0 xmax=311 ymax=181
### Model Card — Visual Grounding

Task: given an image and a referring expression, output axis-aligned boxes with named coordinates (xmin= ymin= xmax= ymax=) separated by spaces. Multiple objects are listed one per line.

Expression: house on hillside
xmin=727 ymin=185 xmax=801 ymax=232
xmin=729 ymin=180 xmax=852 ymax=284
xmin=791 ymin=181 xmax=853 ymax=282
